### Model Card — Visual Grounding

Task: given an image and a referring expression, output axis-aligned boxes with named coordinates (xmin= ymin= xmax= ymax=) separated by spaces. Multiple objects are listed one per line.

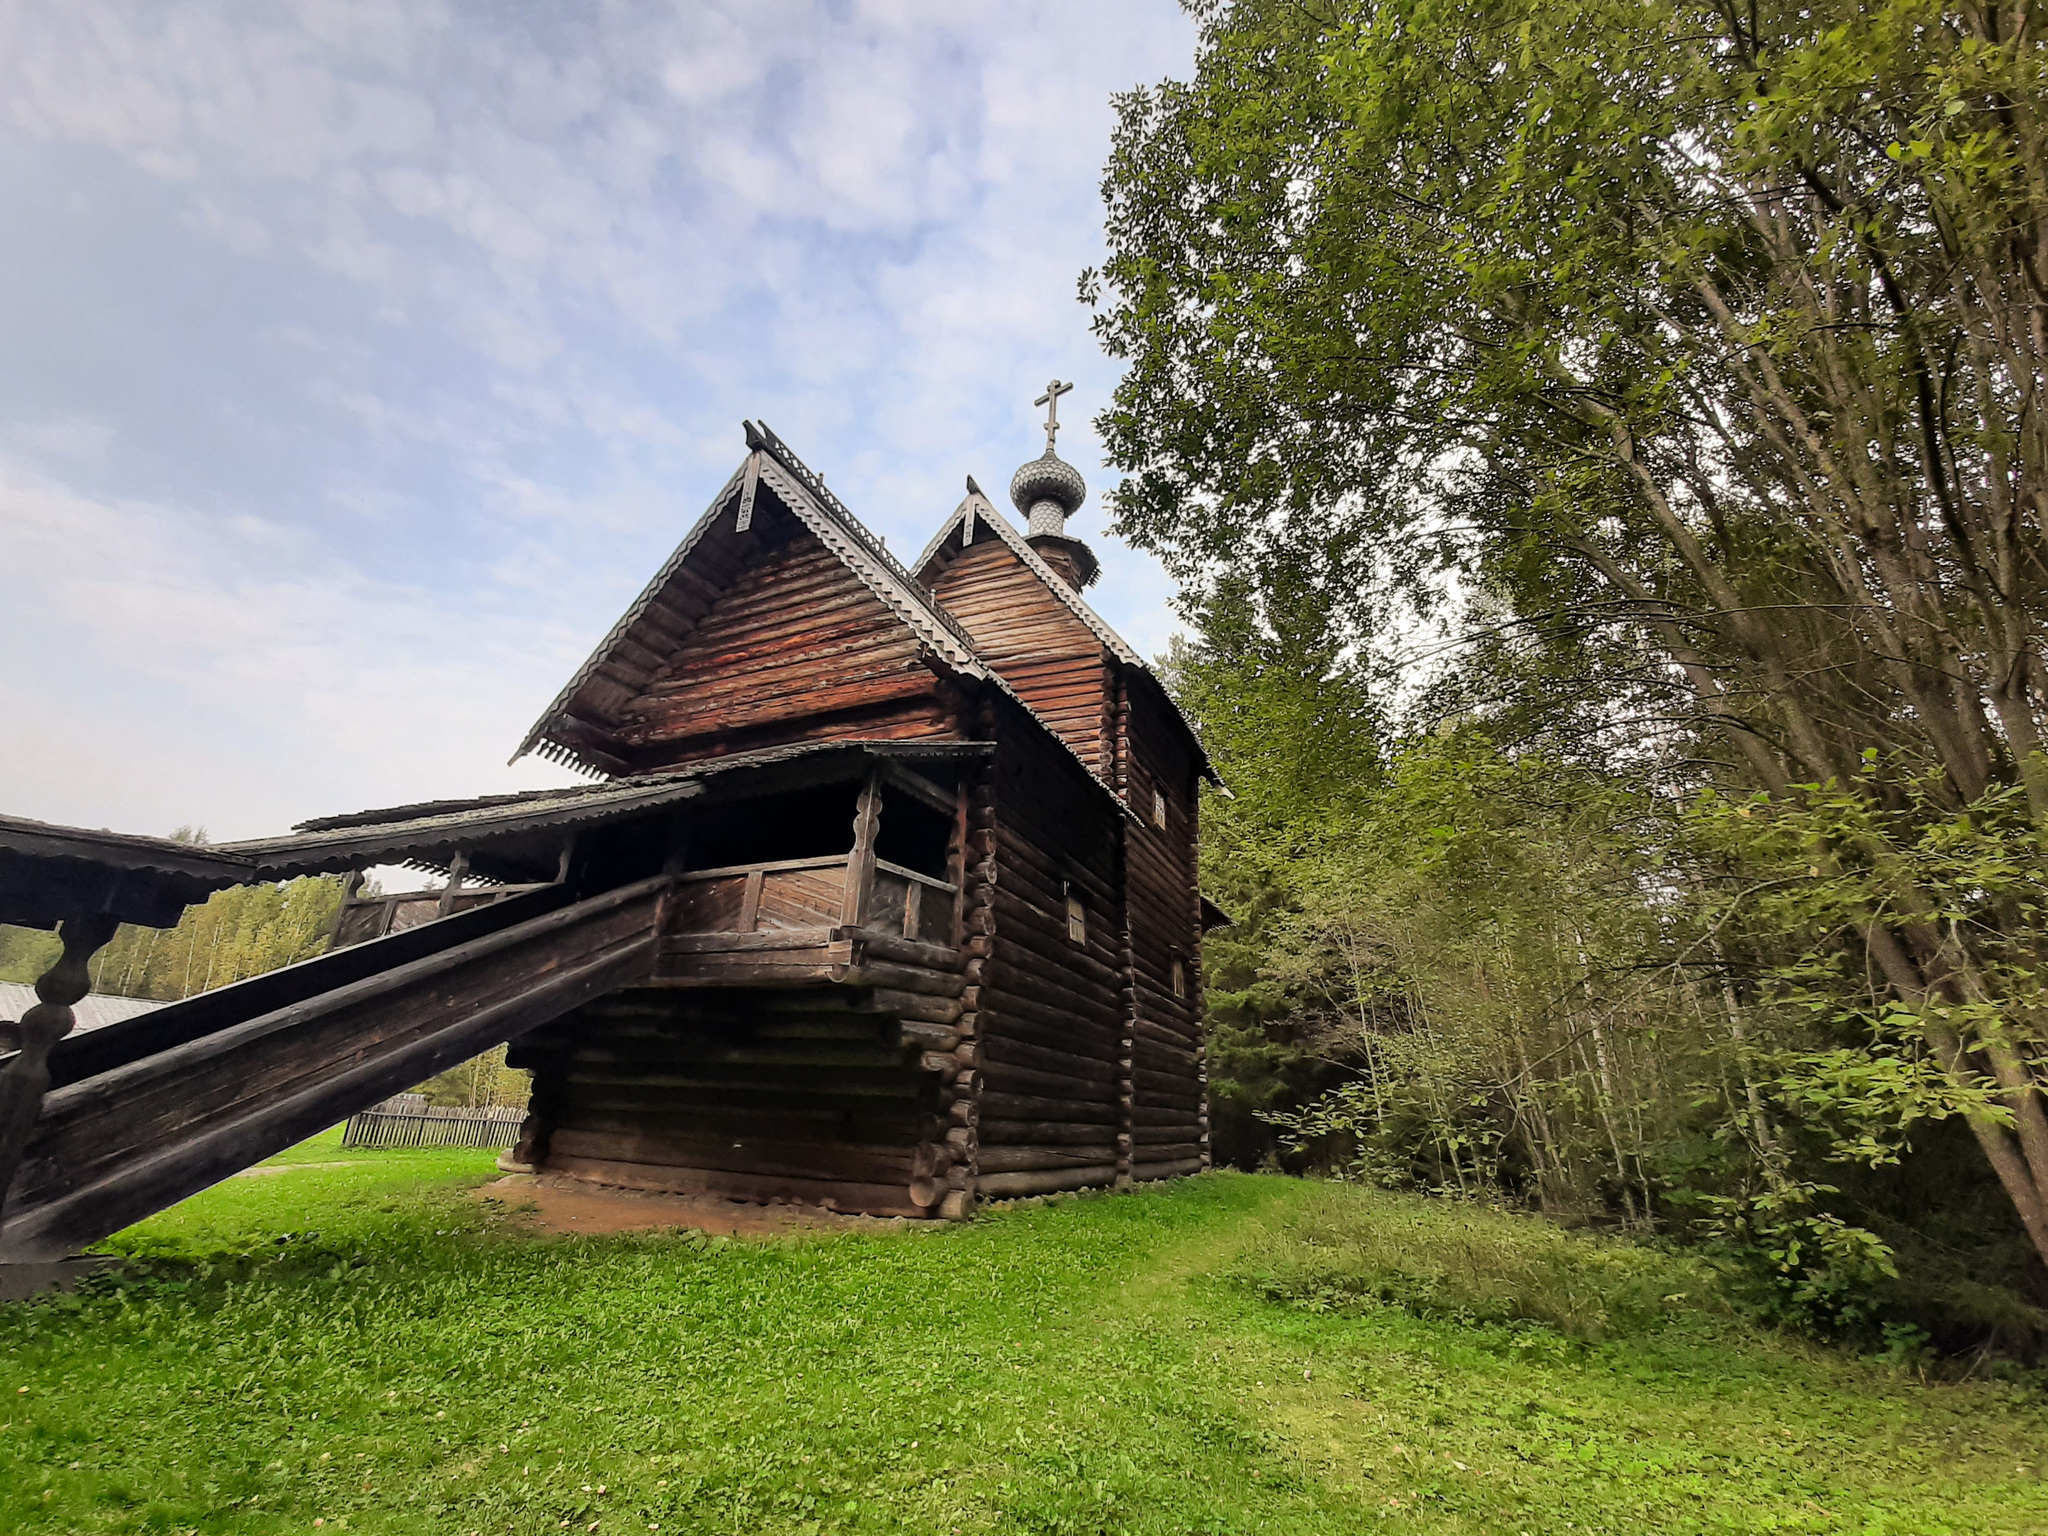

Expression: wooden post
xmin=841 ymin=770 xmax=883 ymax=928
xmin=0 ymin=912 xmax=119 ymax=1226
xmin=437 ymin=851 xmax=470 ymax=918
xmin=324 ymin=869 xmax=365 ymax=952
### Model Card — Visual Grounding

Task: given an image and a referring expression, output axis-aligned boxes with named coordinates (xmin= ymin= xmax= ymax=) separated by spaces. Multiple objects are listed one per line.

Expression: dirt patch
xmin=237 ymin=1161 xmax=364 ymax=1177
xmin=475 ymin=1173 xmax=910 ymax=1238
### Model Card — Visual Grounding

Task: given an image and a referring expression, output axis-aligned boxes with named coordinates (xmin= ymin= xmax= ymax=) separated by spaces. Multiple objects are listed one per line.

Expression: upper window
xmin=1065 ymin=887 xmax=1087 ymax=945
xmin=1170 ymin=956 xmax=1186 ymax=999
xmin=1152 ymin=787 xmax=1168 ymax=828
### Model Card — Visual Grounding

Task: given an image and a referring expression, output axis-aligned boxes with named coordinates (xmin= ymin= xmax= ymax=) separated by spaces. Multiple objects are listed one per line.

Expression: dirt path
xmin=474 ymin=1173 xmax=913 ymax=1238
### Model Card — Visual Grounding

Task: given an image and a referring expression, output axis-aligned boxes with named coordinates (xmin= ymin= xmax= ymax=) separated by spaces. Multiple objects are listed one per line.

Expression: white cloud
xmin=0 ymin=455 xmax=581 ymax=838
xmin=0 ymin=0 xmax=1199 ymax=838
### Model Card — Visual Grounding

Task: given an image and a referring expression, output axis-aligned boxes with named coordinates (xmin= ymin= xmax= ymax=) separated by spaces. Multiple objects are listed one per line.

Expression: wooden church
xmin=0 ymin=390 xmax=1219 ymax=1263
xmin=493 ymin=398 xmax=1219 ymax=1217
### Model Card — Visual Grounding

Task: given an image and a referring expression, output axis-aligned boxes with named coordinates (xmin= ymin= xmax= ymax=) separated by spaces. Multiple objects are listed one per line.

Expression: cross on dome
xmin=1034 ymin=379 xmax=1073 ymax=453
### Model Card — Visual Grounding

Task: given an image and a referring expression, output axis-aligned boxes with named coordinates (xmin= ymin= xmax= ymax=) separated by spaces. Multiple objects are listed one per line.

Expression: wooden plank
xmin=836 ymin=928 xmax=963 ymax=972
xmin=676 ymin=854 xmax=850 ymax=881
xmin=3 ymin=878 xmax=667 ymax=1261
xmin=979 ymin=1090 xmax=1119 ymax=1125
xmin=975 ymin=1143 xmax=1119 ymax=1173
xmin=659 ymin=928 xmax=838 ymax=953
xmin=757 ymin=867 xmax=845 ymax=929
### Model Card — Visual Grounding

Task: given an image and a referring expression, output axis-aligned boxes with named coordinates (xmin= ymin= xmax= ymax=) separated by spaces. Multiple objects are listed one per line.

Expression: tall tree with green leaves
xmin=1095 ymin=0 xmax=2048 ymax=1264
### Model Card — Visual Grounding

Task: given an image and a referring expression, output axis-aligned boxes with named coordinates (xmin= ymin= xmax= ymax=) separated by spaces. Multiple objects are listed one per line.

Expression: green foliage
xmin=85 ymin=877 xmax=345 ymax=1001
xmin=1238 ymin=1184 xmax=1709 ymax=1342
xmin=414 ymin=1043 xmax=530 ymax=1111
xmin=0 ymin=924 xmax=62 ymax=986
xmin=8 ymin=1161 xmax=2047 ymax=1533
xmin=1108 ymin=0 xmax=2048 ymax=1344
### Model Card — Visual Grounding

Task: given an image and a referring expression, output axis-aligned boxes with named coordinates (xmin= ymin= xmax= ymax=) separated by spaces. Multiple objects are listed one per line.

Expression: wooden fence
xmin=341 ymin=1102 xmax=526 ymax=1150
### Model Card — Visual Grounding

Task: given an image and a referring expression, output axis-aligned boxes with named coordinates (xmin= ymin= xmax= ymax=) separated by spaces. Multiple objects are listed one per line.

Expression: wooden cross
xmin=1035 ymin=379 xmax=1073 ymax=452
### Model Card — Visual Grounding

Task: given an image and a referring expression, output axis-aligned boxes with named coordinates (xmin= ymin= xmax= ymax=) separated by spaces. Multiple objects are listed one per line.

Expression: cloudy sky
xmin=0 ymin=0 xmax=1197 ymax=842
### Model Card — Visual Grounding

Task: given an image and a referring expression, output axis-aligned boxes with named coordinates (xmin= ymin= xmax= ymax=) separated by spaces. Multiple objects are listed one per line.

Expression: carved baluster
xmin=841 ymin=770 xmax=883 ymax=929
xmin=0 ymin=913 xmax=119 ymax=1225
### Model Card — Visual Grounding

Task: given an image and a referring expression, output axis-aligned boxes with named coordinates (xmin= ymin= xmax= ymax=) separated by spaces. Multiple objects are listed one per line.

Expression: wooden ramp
xmin=0 ymin=876 xmax=664 ymax=1264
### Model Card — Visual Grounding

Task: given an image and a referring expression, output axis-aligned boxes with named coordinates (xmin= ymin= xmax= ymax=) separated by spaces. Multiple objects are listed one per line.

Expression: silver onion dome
xmin=1010 ymin=450 xmax=1087 ymax=539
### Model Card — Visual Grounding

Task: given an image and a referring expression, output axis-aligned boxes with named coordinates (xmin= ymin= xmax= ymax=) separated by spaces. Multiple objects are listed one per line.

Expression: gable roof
xmin=915 ymin=486 xmax=1219 ymax=786
xmin=513 ymin=421 xmax=995 ymax=777
xmin=915 ymin=485 xmax=1146 ymax=668
xmin=511 ymin=425 xmax=1141 ymax=816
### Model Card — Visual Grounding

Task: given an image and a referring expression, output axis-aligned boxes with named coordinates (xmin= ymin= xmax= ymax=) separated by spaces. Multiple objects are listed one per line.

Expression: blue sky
xmin=0 ymin=1 xmax=1197 ymax=840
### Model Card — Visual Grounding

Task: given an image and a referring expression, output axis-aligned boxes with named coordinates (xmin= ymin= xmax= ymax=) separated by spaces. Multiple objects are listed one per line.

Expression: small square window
xmin=1065 ymin=889 xmax=1087 ymax=945
xmin=1152 ymin=787 xmax=1168 ymax=828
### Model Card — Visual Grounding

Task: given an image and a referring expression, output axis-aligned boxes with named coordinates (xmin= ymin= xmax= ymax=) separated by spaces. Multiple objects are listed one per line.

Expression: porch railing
xmin=666 ymin=853 xmax=957 ymax=947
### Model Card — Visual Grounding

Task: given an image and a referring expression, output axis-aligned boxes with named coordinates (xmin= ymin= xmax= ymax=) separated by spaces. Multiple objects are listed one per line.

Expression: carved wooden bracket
xmin=0 ymin=912 xmax=119 ymax=1226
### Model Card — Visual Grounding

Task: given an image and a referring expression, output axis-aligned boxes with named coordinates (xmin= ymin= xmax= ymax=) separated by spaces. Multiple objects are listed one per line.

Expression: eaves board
xmin=234 ymin=740 xmax=1001 ymax=880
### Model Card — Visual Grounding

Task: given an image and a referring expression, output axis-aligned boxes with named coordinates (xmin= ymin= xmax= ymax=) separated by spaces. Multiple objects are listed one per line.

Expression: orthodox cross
xmin=1035 ymin=379 xmax=1073 ymax=453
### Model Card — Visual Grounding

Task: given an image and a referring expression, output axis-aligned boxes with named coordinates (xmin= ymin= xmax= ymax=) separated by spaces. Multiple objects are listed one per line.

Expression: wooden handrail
xmin=873 ymin=859 xmax=959 ymax=894
xmin=672 ymin=853 xmax=957 ymax=894
xmin=675 ymin=853 xmax=850 ymax=881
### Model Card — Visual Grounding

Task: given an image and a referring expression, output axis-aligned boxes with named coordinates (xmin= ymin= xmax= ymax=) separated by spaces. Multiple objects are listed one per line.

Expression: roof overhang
xmin=512 ymin=423 xmax=993 ymax=780
xmin=0 ymin=742 xmax=997 ymax=926
xmin=0 ymin=818 xmax=257 ymax=930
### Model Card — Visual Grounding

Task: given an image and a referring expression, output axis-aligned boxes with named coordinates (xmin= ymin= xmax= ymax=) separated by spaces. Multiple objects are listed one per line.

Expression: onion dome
xmin=1007 ymin=378 xmax=1100 ymax=589
xmin=1010 ymin=450 xmax=1087 ymax=539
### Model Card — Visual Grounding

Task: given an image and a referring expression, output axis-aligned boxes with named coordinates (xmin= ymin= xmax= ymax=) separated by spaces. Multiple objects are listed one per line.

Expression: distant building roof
xmin=0 ymin=981 xmax=167 ymax=1033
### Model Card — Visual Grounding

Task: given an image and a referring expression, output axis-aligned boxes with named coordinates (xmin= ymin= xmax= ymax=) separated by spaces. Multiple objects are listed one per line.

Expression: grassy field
xmin=3 ymin=1134 xmax=2044 ymax=1535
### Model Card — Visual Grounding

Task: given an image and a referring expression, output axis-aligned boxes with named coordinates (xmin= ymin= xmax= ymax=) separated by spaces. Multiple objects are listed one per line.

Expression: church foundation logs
xmin=510 ymin=979 xmax=969 ymax=1219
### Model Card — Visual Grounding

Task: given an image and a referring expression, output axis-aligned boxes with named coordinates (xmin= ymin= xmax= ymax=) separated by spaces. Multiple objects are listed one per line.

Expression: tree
xmin=1095 ymin=0 xmax=2048 ymax=1265
xmin=84 ymin=877 xmax=345 ymax=1001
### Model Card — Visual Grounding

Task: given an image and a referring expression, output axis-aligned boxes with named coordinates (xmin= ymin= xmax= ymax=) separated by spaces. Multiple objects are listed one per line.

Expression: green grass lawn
xmin=3 ymin=1136 xmax=2044 ymax=1535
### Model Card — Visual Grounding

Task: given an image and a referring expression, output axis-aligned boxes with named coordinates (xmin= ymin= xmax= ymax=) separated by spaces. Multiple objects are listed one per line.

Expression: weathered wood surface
xmin=0 ymin=877 xmax=666 ymax=1263
xmin=517 ymin=978 xmax=964 ymax=1218
xmin=924 ymin=538 xmax=1111 ymax=770
xmin=653 ymin=849 xmax=960 ymax=986
xmin=0 ymin=914 xmax=119 ymax=1230
xmin=1120 ymin=677 xmax=1210 ymax=1171
xmin=614 ymin=533 xmax=955 ymax=769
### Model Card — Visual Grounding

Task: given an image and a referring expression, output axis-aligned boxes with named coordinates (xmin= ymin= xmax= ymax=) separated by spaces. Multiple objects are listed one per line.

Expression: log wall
xmin=1119 ymin=675 xmax=1209 ymax=1179
xmin=966 ymin=694 xmax=1132 ymax=1198
xmin=613 ymin=528 xmax=961 ymax=772
xmin=924 ymin=537 xmax=1113 ymax=775
xmin=509 ymin=981 xmax=962 ymax=1219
